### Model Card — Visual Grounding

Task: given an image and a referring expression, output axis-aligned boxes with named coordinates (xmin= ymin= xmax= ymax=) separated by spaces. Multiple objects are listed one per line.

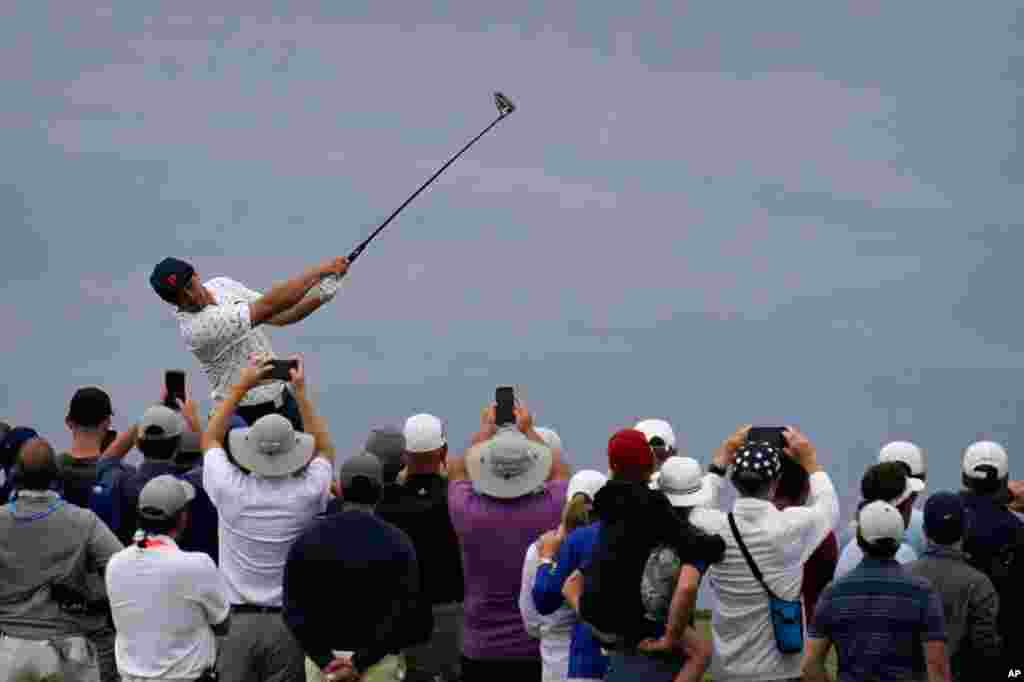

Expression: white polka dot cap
xmin=733 ymin=442 xmax=783 ymax=482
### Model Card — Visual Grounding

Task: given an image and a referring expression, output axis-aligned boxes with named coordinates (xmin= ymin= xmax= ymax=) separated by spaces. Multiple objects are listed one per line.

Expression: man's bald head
xmin=14 ymin=438 xmax=59 ymax=491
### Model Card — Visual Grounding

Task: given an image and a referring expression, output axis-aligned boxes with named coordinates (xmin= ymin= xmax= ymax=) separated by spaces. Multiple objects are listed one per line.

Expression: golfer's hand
xmin=319 ymin=256 xmax=349 ymax=279
xmin=317 ymin=274 xmax=341 ymax=303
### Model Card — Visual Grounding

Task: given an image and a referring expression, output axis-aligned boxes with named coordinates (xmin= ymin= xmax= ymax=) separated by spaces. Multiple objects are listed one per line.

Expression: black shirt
xmin=375 ymin=474 xmax=465 ymax=607
xmin=283 ymin=509 xmax=431 ymax=672
xmin=56 ymin=453 xmax=104 ymax=508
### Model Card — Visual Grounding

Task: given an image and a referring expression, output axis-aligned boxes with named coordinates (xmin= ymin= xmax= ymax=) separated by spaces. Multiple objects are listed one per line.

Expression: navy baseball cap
xmin=68 ymin=387 xmax=114 ymax=427
xmin=150 ymin=258 xmax=195 ymax=304
xmin=923 ymin=492 xmax=968 ymax=545
xmin=0 ymin=427 xmax=39 ymax=467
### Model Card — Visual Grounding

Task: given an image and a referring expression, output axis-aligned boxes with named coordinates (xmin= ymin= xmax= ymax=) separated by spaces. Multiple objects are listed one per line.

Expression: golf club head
xmin=494 ymin=91 xmax=516 ymax=116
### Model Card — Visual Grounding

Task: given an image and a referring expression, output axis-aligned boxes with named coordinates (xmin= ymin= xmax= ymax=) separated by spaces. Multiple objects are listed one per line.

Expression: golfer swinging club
xmin=149 ymin=255 xmax=349 ymax=431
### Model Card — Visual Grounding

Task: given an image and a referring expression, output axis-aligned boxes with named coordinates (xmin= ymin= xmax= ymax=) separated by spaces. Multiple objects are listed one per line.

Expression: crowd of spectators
xmin=3 ymin=359 xmax=1024 ymax=682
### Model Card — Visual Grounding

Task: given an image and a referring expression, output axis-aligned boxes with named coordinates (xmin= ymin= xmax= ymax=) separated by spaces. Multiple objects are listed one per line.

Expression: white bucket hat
xmin=656 ymin=456 xmax=712 ymax=508
xmin=228 ymin=414 xmax=315 ymax=477
xmin=467 ymin=429 xmax=553 ymax=499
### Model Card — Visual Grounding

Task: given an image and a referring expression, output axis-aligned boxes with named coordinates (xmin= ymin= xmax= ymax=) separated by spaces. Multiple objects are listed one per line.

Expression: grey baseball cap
xmin=138 ymin=474 xmax=195 ymax=522
xmin=338 ymin=452 xmax=384 ymax=488
xmin=138 ymin=406 xmax=185 ymax=441
xmin=365 ymin=427 xmax=405 ymax=483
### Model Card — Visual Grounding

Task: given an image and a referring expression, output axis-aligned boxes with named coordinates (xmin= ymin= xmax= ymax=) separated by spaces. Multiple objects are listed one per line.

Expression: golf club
xmin=346 ymin=91 xmax=517 ymax=265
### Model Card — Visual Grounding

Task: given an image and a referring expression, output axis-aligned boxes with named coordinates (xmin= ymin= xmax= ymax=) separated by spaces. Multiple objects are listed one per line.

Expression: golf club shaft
xmin=348 ymin=111 xmax=511 ymax=264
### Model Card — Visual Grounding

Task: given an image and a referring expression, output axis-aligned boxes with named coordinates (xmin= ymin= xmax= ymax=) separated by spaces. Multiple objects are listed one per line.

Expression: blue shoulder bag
xmin=727 ymin=513 xmax=804 ymax=654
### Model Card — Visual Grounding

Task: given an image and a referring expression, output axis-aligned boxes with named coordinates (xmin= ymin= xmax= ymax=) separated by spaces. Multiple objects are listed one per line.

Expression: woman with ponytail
xmin=519 ymin=427 xmax=607 ymax=681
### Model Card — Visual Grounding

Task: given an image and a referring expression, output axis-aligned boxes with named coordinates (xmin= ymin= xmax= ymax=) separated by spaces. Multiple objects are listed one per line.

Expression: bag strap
xmin=727 ymin=512 xmax=780 ymax=601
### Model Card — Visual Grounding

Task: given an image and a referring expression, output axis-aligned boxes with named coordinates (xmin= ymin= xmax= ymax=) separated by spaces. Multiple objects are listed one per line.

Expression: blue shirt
xmin=810 ymin=557 xmax=946 ymax=682
xmin=177 ymin=466 xmax=219 ymax=564
xmin=904 ymin=507 xmax=927 ymax=557
xmin=532 ymin=522 xmax=608 ymax=679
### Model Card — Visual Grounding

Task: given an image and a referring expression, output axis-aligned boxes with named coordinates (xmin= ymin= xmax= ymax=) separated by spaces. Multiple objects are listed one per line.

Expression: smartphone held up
xmin=164 ymin=370 xmax=186 ymax=410
xmin=495 ymin=386 xmax=516 ymax=427
xmin=267 ymin=359 xmax=299 ymax=382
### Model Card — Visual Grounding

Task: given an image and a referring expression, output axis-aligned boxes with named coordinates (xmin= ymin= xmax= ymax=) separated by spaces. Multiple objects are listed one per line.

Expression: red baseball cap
xmin=608 ymin=428 xmax=654 ymax=481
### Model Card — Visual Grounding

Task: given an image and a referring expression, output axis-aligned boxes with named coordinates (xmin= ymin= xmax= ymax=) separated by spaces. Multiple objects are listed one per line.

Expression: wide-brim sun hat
xmin=657 ymin=456 xmax=713 ymax=507
xmin=228 ymin=413 xmax=315 ymax=477
xmin=467 ymin=429 xmax=553 ymax=499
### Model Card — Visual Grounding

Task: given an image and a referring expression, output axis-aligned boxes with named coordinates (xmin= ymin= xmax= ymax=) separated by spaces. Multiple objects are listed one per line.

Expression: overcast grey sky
xmin=2 ymin=2 xmax=1022 ymax=531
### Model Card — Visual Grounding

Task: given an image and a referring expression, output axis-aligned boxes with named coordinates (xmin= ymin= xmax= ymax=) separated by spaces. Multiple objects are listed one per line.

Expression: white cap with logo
xmin=634 ymin=419 xmax=676 ymax=449
xmin=404 ymin=414 xmax=446 ymax=454
xmin=962 ymin=441 xmax=1008 ymax=480
xmin=878 ymin=441 xmax=926 ymax=478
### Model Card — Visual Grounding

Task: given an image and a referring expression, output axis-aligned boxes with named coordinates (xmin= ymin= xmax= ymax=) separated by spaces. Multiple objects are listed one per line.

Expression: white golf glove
xmin=317 ymin=274 xmax=342 ymax=303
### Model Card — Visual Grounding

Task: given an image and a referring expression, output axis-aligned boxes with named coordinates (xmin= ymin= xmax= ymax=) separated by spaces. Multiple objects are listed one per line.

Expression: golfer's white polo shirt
xmin=203 ymin=447 xmax=332 ymax=606
xmin=106 ymin=536 xmax=230 ymax=679
xmin=176 ymin=276 xmax=284 ymax=407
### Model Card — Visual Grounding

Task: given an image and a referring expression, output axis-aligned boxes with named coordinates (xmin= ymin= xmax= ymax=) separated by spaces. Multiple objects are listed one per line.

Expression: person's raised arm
xmin=515 ymin=403 xmax=571 ymax=481
xmin=779 ymin=427 xmax=839 ymax=564
xmin=266 ymin=272 xmax=344 ymax=327
xmin=288 ymin=356 xmax=335 ymax=465
xmin=448 ymin=405 xmax=498 ymax=481
xmin=249 ymin=257 xmax=348 ymax=327
xmin=703 ymin=425 xmax=749 ymax=508
xmin=202 ymin=359 xmax=272 ymax=452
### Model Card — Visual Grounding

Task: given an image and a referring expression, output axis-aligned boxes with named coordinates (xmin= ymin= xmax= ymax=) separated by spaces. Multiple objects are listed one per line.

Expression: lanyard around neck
xmin=7 ymin=495 xmax=64 ymax=522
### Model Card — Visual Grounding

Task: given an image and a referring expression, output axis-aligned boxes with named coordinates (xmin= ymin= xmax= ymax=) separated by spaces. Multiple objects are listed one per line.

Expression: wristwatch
xmin=708 ymin=462 xmax=728 ymax=477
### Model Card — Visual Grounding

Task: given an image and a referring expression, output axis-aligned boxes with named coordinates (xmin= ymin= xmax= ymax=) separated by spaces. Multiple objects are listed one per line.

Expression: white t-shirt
xmin=519 ymin=541 xmax=574 ymax=682
xmin=106 ymin=536 xmax=230 ymax=679
xmin=176 ymin=277 xmax=284 ymax=407
xmin=833 ymin=538 xmax=918 ymax=580
xmin=690 ymin=471 xmax=840 ymax=682
xmin=202 ymin=447 xmax=331 ymax=606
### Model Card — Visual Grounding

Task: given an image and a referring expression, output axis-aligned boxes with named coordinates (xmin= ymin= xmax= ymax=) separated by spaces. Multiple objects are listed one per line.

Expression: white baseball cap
xmin=890 ymin=474 xmax=926 ymax=507
xmin=534 ymin=427 xmax=563 ymax=452
xmin=879 ymin=441 xmax=926 ymax=478
xmin=963 ymin=441 xmax=1008 ymax=480
xmin=656 ymin=456 xmax=712 ymax=508
xmin=568 ymin=469 xmax=607 ymax=502
xmin=858 ymin=500 xmax=906 ymax=544
xmin=403 ymin=414 xmax=446 ymax=454
xmin=634 ymin=419 xmax=676 ymax=449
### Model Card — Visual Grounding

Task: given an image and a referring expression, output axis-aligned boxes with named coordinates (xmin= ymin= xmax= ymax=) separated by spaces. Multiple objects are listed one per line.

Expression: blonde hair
xmin=563 ymin=492 xmax=593 ymax=532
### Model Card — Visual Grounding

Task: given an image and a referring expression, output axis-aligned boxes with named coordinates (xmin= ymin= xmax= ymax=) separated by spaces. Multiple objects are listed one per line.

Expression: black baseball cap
xmin=68 ymin=387 xmax=113 ymax=427
xmin=150 ymin=258 xmax=195 ymax=304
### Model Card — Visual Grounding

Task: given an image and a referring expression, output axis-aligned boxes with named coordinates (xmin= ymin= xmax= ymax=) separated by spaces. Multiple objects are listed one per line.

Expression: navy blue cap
xmin=923 ymin=491 xmax=968 ymax=545
xmin=150 ymin=258 xmax=195 ymax=304
xmin=0 ymin=427 xmax=39 ymax=467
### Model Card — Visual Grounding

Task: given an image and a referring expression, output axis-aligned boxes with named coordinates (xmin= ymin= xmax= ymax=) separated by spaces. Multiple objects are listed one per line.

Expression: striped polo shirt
xmin=809 ymin=556 xmax=946 ymax=682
